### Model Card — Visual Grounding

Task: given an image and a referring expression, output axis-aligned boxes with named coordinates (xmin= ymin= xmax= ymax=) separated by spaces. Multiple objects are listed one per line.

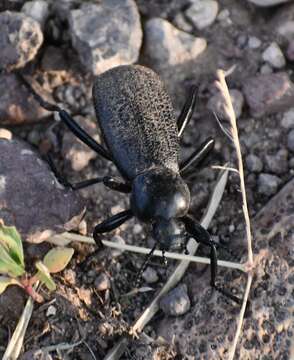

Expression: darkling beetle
xmin=21 ymin=65 xmax=240 ymax=303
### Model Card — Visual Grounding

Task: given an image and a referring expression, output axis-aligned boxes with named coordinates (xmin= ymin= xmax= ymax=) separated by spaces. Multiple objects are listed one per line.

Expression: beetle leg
xmin=134 ymin=243 xmax=157 ymax=287
xmin=177 ymin=85 xmax=198 ymax=137
xmin=18 ymin=73 xmax=112 ymax=162
xmin=93 ymin=209 xmax=133 ymax=247
xmin=181 ymin=216 xmax=242 ymax=305
xmin=180 ymin=137 xmax=214 ymax=175
xmin=103 ymin=176 xmax=131 ymax=193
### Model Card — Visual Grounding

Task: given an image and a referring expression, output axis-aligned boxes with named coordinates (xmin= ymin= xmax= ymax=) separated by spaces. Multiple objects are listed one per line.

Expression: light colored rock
xmin=262 ymin=42 xmax=286 ymax=69
xmin=282 ymin=108 xmax=294 ymax=129
xmin=144 ymin=18 xmax=207 ymax=69
xmin=247 ymin=0 xmax=290 ymax=6
xmin=69 ymin=0 xmax=142 ymax=75
xmin=258 ymin=173 xmax=282 ymax=195
xmin=95 ymin=273 xmax=111 ymax=291
xmin=246 ymin=154 xmax=263 ymax=173
xmin=243 ymin=72 xmax=294 ymax=117
xmin=248 ymin=36 xmax=261 ymax=49
xmin=265 ymin=149 xmax=288 ymax=175
xmin=185 ymin=0 xmax=219 ymax=30
xmin=142 ymin=267 xmax=158 ymax=284
xmin=0 ymin=11 xmax=43 ymax=71
xmin=207 ymin=89 xmax=244 ymax=119
xmin=21 ymin=0 xmax=49 ymax=28
xmin=0 ymin=136 xmax=85 ymax=243
xmin=160 ymin=284 xmax=191 ymax=316
xmin=277 ymin=21 xmax=294 ymax=41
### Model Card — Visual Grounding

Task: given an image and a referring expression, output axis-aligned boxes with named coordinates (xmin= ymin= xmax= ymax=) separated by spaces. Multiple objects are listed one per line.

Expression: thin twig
xmin=3 ymin=284 xmax=37 ymax=360
xmin=215 ymin=69 xmax=254 ymax=360
xmin=51 ymin=232 xmax=245 ymax=272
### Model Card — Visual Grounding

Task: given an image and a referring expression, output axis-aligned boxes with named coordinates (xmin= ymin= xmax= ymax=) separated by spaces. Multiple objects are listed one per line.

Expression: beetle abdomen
xmin=92 ymin=65 xmax=179 ymax=180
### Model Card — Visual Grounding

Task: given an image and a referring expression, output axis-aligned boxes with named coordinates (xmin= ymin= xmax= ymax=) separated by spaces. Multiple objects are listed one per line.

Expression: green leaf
xmin=0 ymin=276 xmax=20 ymax=294
xmin=0 ymin=220 xmax=24 ymax=267
xmin=0 ymin=243 xmax=25 ymax=277
xmin=43 ymin=247 xmax=74 ymax=273
xmin=35 ymin=261 xmax=56 ymax=291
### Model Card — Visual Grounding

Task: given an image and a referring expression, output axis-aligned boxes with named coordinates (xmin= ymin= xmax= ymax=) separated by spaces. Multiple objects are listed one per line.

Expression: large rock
xmin=243 ymin=73 xmax=294 ymax=118
xmin=143 ymin=17 xmax=207 ymax=99
xmin=0 ymin=11 xmax=43 ymax=71
xmin=69 ymin=0 xmax=142 ymax=75
xmin=156 ymin=178 xmax=294 ymax=359
xmin=0 ymin=73 xmax=50 ymax=124
xmin=144 ymin=18 xmax=206 ymax=71
xmin=185 ymin=0 xmax=219 ymax=30
xmin=0 ymin=131 xmax=85 ymax=243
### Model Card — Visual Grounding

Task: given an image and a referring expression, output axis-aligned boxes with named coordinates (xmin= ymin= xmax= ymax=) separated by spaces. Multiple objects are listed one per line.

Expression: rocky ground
xmin=0 ymin=0 xmax=293 ymax=359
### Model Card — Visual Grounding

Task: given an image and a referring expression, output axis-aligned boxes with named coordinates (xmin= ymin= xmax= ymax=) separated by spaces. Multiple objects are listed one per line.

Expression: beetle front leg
xmin=181 ymin=216 xmax=242 ymax=304
xmin=93 ymin=209 xmax=133 ymax=248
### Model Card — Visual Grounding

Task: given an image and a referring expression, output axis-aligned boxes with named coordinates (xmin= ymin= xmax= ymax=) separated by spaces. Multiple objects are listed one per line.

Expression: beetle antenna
xmin=134 ymin=243 xmax=157 ymax=287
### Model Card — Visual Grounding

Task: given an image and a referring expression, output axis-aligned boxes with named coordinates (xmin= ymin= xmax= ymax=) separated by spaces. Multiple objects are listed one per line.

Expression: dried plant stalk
xmin=3 ymin=286 xmax=36 ymax=360
xmin=215 ymin=69 xmax=254 ymax=360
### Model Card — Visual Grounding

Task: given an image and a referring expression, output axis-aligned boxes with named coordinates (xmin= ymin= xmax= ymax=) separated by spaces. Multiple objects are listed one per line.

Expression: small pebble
xmin=246 ymin=154 xmax=263 ymax=173
xmin=282 ymin=109 xmax=294 ymax=129
xmin=265 ymin=149 xmax=288 ymax=174
xmin=160 ymin=284 xmax=191 ymax=316
xmin=248 ymin=36 xmax=261 ymax=49
xmin=46 ymin=305 xmax=57 ymax=317
xmin=258 ymin=173 xmax=282 ymax=195
xmin=185 ymin=0 xmax=219 ymax=30
xmin=259 ymin=64 xmax=273 ymax=74
xmin=22 ymin=0 xmax=49 ymax=28
xmin=133 ymin=223 xmax=143 ymax=235
xmin=95 ymin=273 xmax=111 ymax=291
xmin=262 ymin=42 xmax=286 ymax=69
xmin=110 ymin=235 xmax=125 ymax=257
xmin=142 ymin=267 xmax=159 ymax=284
xmin=287 ymin=129 xmax=294 ymax=151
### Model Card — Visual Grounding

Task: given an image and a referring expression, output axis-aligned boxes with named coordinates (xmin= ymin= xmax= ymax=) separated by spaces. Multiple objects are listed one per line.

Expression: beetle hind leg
xmin=177 ymin=86 xmax=198 ymax=137
xmin=180 ymin=137 xmax=215 ymax=175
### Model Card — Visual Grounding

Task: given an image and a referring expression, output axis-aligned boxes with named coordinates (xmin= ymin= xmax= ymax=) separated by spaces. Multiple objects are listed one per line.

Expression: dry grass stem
xmin=3 ymin=285 xmax=36 ymax=360
xmin=215 ymin=69 xmax=254 ymax=360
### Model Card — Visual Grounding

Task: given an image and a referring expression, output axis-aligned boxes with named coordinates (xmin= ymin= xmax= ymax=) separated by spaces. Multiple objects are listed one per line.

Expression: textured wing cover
xmin=92 ymin=65 xmax=179 ymax=180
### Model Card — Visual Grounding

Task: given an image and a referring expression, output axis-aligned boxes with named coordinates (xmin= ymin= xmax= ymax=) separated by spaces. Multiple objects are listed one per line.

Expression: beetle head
xmin=131 ymin=168 xmax=190 ymax=222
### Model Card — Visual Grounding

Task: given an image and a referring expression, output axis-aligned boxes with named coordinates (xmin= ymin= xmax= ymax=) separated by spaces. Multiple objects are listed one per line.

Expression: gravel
xmin=262 ymin=42 xmax=286 ymax=69
xmin=160 ymin=284 xmax=191 ymax=316
xmin=185 ymin=0 xmax=219 ymax=30
xmin=257 ymin=173 xmax=282 ymax=195
xmin=246 ymin=154 xmax=263 ymax=173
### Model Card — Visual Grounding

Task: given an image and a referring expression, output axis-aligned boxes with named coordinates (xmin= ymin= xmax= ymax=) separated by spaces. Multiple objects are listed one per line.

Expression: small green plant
xmin=0 ymin=220 xmax=74 ymax=302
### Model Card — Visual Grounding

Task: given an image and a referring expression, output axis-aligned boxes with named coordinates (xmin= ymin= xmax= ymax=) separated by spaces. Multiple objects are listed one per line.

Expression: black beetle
xmin=20 ymin=65 xmax=239 ymax=302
